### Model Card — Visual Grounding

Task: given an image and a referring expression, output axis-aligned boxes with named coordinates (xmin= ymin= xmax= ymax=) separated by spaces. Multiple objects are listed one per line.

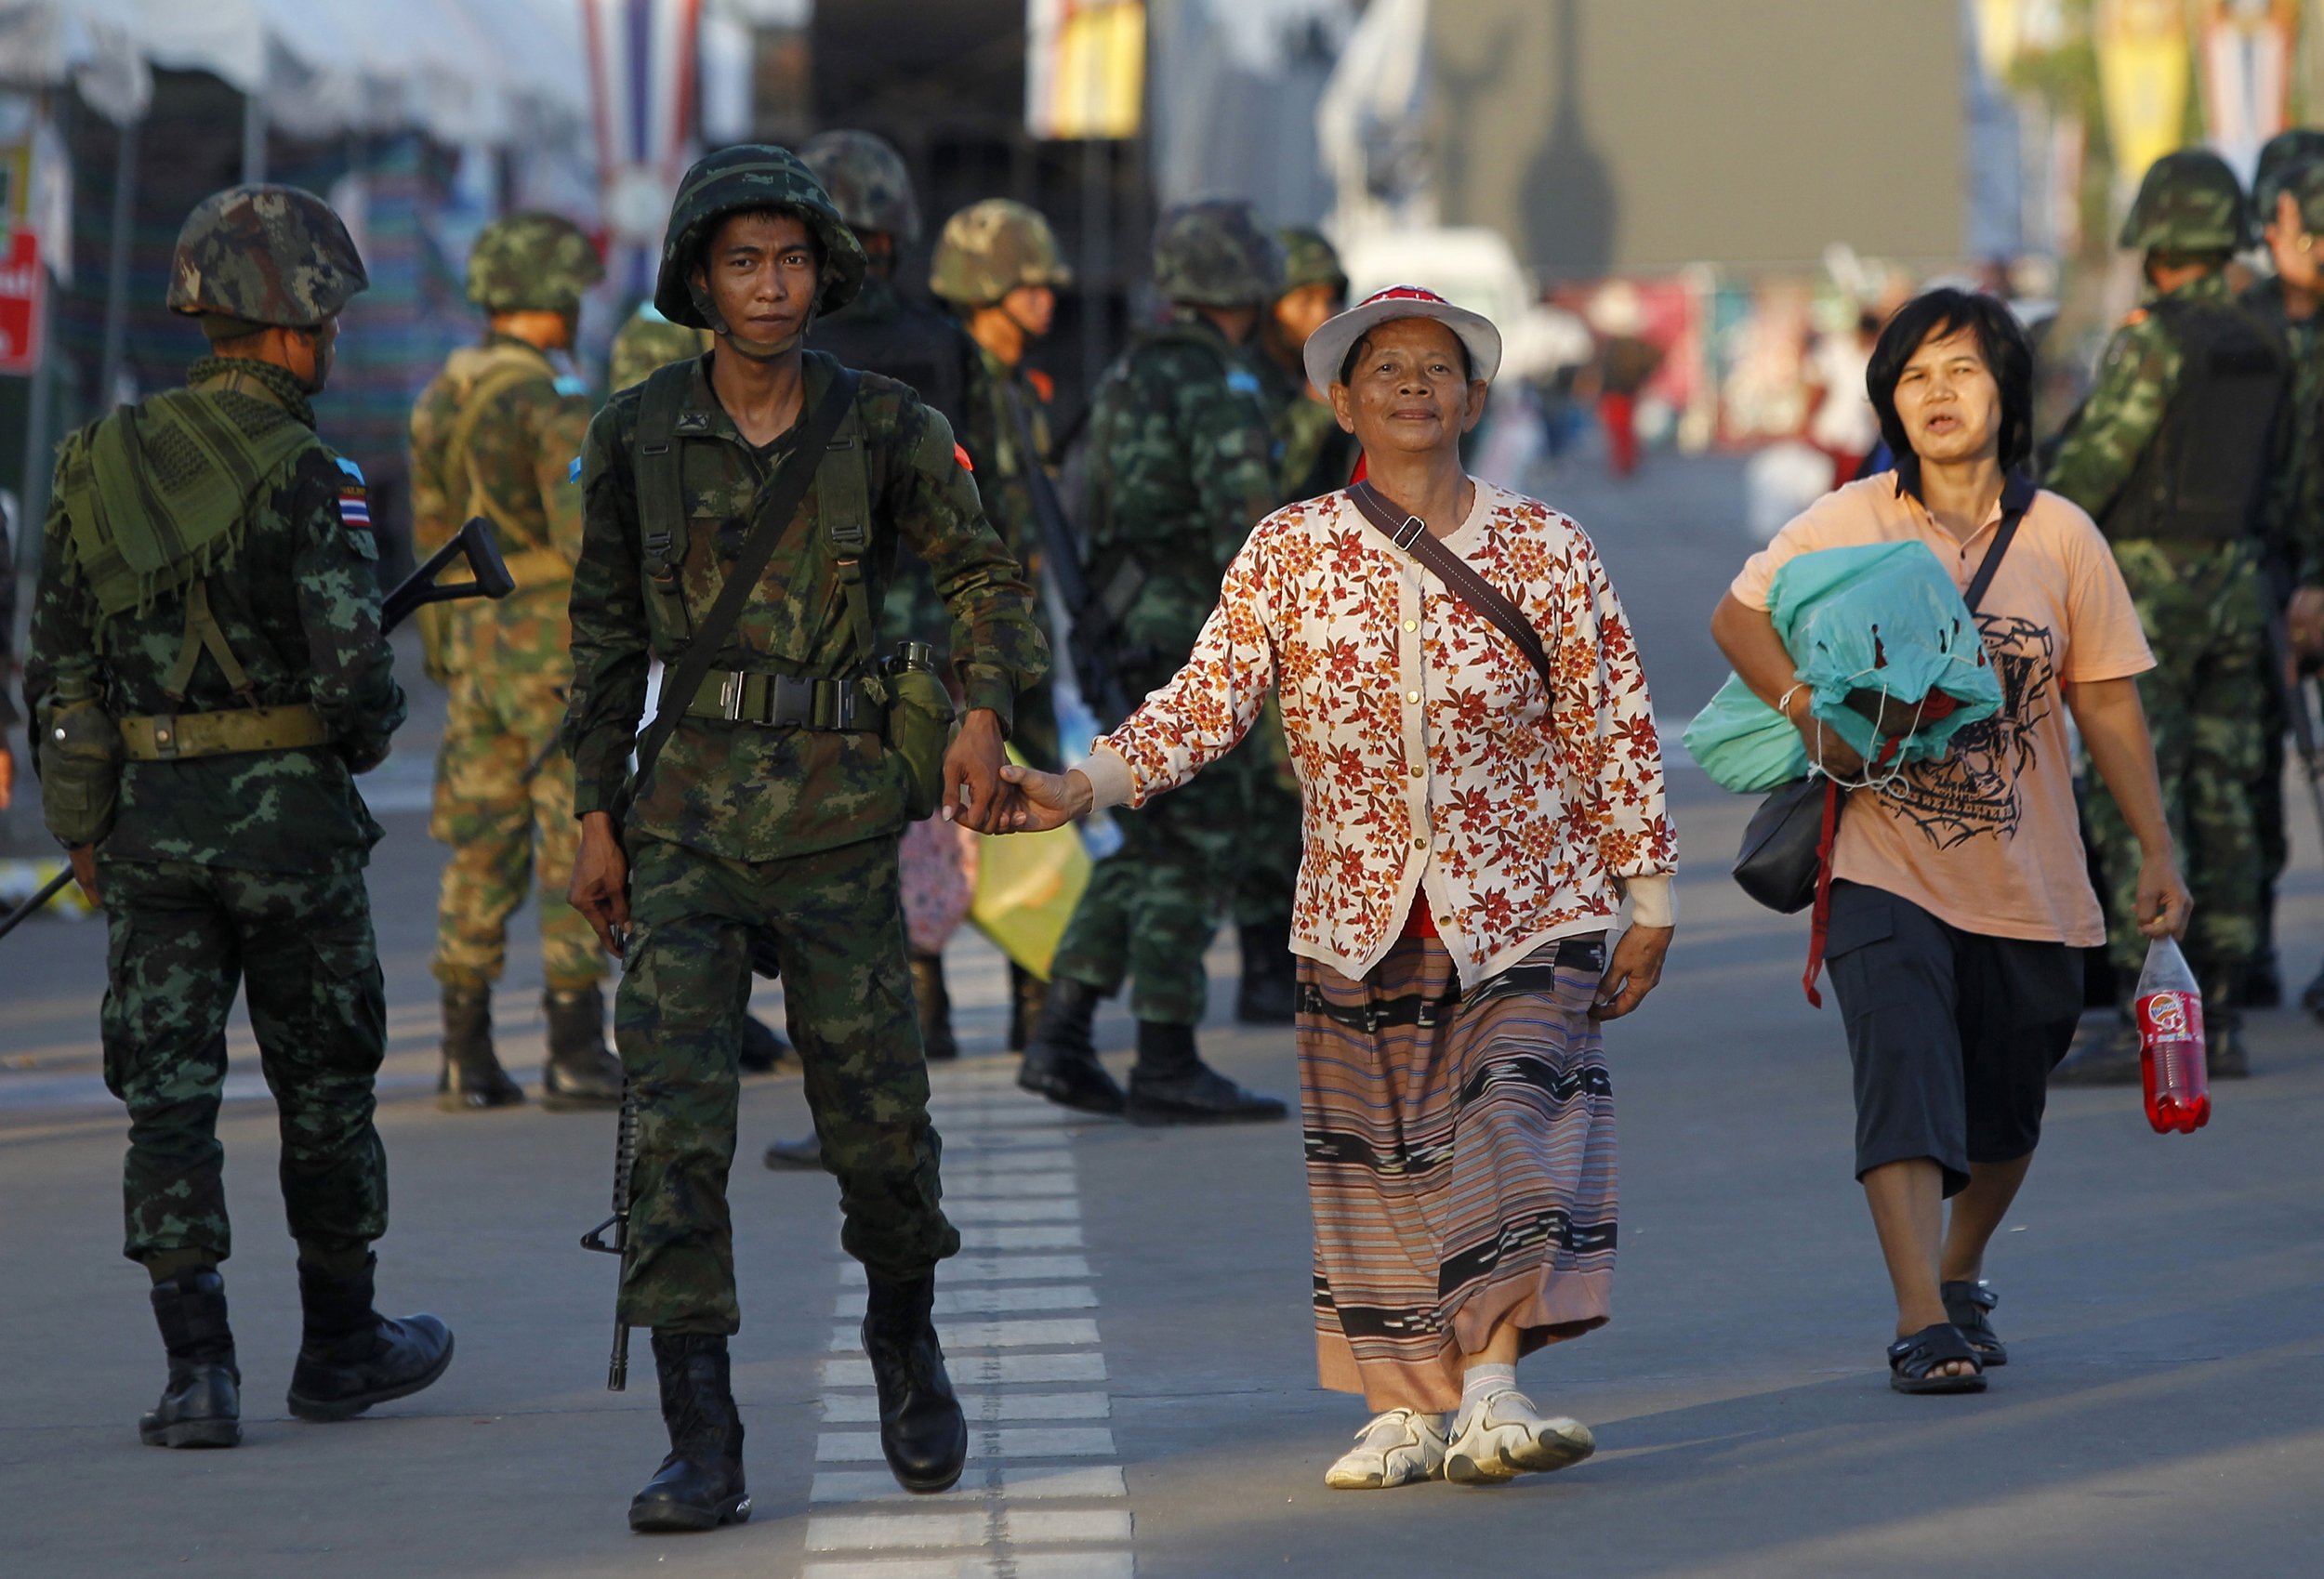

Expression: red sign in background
xmin=0 ymin=227 xmax=45 ymax=375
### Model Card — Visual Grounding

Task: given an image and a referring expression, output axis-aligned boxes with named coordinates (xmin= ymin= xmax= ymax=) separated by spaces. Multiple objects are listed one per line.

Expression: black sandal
xmin=1887 ymin=1322 xmax=1987 ymax=1394
xmin=1940 ymin=1280 xmax=2006 ymax=1367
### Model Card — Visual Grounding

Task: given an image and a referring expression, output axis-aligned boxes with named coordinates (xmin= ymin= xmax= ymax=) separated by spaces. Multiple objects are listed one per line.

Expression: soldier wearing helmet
xmin=560 ymin=145 xmax=1047 ymax=1531
xmin=22 ymin=184 xmax=452 ymax=1452
xmin=408 ymin=211 xmax=625 ymax=1113
xmin=2051 ymin=150 xmax=2289 ymax=1086
xmin=1014 ymin=198 xmax=1295 ymax=1125
xmin=1258 ymin=226 xmax=1355 ymax=502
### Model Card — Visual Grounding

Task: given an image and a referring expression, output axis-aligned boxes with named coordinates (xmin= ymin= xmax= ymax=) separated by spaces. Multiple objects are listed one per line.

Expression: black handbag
xmin=1730 ymin=475 xmax=2031 ymax=914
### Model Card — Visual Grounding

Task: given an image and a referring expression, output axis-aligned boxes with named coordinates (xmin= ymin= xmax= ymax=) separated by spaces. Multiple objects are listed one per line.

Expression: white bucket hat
xmin=1303 ymin=283 xmax=1503 ymax=395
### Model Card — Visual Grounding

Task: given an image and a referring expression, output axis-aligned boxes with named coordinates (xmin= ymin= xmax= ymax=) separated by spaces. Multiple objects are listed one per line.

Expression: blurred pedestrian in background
xmin=2047 ymin=151 xmax=2287 ymax=1084
xmin=1804 ymin=304 xmax=1882 ymax=489
xmin=1580 ymin=281 xmax=1660 ymax=479
xmin=1013 ymin=200 xmax=1294 ymax=1125
xmin=1 ymin=501 xmax=15 ymax=811
xmin=1005 ymin=283 xmax=1675 ymax=1487
xmin=409 ymin=212 xmax=623 ymax=1113
xmin=1713 ymin=287 xmax=2186 ymax=1392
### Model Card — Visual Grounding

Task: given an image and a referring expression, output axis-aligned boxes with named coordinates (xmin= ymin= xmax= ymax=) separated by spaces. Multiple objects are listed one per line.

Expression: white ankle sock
xmin=1459 ymin=1362 xmax=1517 ymax=1425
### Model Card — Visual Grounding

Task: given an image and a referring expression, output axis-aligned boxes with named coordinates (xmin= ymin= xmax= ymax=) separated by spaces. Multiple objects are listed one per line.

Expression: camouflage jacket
xmin=562 ymin=349 xmax=1047 ymax=862
xmin=409 ymin=333 xmax=593 ymax=681
xmin=2048 ymin=270 xmax=2288 ymax=543
xmin=1082 ymin=316 xmax=1282 ymax=671
xmin=2243 ymin=275 xmax=2324 ymax=590
xmin=23 ymin=356 xmax=404 ymax=873
xmin=1254 ymin=347 xmax=1355 ymax=503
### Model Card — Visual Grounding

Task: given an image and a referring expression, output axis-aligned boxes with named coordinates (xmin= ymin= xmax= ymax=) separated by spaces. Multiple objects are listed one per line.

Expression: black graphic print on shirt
xmin=1877 ymin=613 xmax=2055 ymax=849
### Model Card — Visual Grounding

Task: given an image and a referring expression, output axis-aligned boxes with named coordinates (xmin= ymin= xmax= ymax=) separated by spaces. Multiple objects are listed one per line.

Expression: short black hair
xmin=1338 ymin=323 xmax=1475 ymax=388
xmin=1866 ymin=287 xmax=2033 ymax=499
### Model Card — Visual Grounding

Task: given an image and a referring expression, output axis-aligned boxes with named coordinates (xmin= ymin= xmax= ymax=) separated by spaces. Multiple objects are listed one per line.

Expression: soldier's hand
xmin=944 ymin=709 xmax=1019 ymax=834
xmin=67 ymin=844 xmax=99 ymax=908
xmin=998 ymin=764 xmax=1095 ymax=833
xmin=2134 ymin=849 xmax=2192 ymax=941
xmin=570 ymin=812 xmax=632 ymax=957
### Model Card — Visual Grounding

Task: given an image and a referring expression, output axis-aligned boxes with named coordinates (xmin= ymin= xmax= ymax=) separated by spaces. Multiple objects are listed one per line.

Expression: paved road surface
xmin=3 ymin=454 xmax=2319 ymax=1578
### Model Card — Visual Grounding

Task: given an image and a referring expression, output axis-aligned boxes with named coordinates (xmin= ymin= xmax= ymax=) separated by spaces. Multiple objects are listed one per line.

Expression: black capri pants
xmin=1822 ymin=881 xmax=2084 ymax=1197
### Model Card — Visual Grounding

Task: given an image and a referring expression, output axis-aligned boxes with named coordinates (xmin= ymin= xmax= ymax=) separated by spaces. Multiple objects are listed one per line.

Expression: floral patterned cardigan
xmin=1077 ymin=480 xmax=1677 ymax=991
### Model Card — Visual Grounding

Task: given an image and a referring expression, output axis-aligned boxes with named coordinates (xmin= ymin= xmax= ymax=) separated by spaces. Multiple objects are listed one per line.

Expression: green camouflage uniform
xmin=610 ymin=304 xmax=713 ymax=395
xmin=1048 ymin=208 xmax=1287 ymax=1024
xmin=564 ymin=150 xmax=1046 ymax=1333
xmin=2049 ymin=156 xmax=2285 ymax=994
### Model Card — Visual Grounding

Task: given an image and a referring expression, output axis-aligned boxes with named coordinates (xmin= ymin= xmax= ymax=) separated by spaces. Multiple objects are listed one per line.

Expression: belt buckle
xmin=812 ymin=681 xmax=838 ymax=730
xmin=719 ymin=672 xmax=745 ymax=722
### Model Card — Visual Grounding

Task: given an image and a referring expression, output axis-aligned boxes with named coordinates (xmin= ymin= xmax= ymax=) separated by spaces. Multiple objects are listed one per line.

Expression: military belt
xmin=685 ymin=671 xmax=886 ymax=733
xmin=117 ymin=703 xmax=331 ymax=762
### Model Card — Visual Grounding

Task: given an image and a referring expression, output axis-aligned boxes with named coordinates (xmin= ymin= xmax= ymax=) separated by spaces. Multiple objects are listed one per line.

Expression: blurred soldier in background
xmin=1015 ymin=199 xmax=1293 ymax=1124
xmin=609 ymin=301 xmax=712 ymax=394
xmin=410 ymin=212 xmax=624 ymax=1112
xmin=2049 ymin=151 xmax=2287 ymax=1084
xmin=22 ymin=185 xmax=452 ymax=1450
xmin=1259 ymin=226 xmax=1356 ymax=502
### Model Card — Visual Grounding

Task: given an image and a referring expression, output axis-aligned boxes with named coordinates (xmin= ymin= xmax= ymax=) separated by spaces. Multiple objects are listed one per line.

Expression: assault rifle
xmin=0 ymin=517 xmax=514 ymax=946
xmin=998 ymin=386 xmax=1139 ymax=728
xmin=578 ymin=1082 xmax=641 ymax=1389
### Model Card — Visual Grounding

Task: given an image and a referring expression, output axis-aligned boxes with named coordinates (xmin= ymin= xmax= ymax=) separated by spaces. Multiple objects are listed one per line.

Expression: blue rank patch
xmin=334 ymin=454 xmax=366 ymax=485
xmin=568 ymin=456 xmax=583 ymax=483
xmin=1225 ymin=369 xmax=1262 ymax=397
xmin=554 ymin=374 xmax=588 ymax=397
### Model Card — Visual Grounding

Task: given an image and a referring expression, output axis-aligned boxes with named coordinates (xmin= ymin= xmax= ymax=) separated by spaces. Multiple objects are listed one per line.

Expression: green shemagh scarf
xmin=63 ymin=358 xmax=319 ymax=618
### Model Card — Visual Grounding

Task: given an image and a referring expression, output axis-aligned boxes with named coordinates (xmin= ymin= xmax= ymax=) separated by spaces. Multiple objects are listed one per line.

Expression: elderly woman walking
xmin=1001 ymin=286 xmax=1677 ymax=1487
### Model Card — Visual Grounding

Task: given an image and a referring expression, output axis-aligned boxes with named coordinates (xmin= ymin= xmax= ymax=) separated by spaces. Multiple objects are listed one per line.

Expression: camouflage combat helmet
xmin=654 ymin=144 xmax=867 ymax=331
xmin=2286 ymin=160 xmax=2324 ymax=237
xmin=2254 ymin=128 xmax=2324 ymax=219
xmin=1276 ymin=226 xmax=1347 ymax=297
xmin=1153 ymin=200 xmax=1284 ymax=308
xmin=2119 ymin=149 xmax=2251 ymax=253
xmin=166 ymin=184 xmax=369 ymax=327
xmin=929 ymin=199 xmax=1073 ymax=308
xmin=467 ymin=211 xmax=605 ymax=314
xmin=799 ymin=129 xmax=921 ymax=243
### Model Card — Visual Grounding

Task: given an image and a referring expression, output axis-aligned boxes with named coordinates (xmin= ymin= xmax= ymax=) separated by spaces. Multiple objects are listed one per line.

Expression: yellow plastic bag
xmin=971 ymin=751 xmax=1091 ymax=979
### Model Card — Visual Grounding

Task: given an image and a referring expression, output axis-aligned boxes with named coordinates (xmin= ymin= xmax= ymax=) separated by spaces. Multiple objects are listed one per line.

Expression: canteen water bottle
xmin=2133 ymin=937 xmax=2210 ymax=1135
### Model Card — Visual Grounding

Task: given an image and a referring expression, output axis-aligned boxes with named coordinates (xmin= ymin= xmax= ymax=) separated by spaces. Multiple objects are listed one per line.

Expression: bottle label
xmin=2136 ymin=988 xmax=2204 ymax=1045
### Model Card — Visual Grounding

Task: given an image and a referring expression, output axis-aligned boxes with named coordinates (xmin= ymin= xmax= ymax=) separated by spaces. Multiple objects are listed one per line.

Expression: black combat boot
xmin=1007 ymin=962 xmax=1049 ymax=1052
xmin=2204 ymin=973 xmax=2250 ymax=1080
xmin=1235 ymin=921 xmax=1300 ymax=1024
xmin=542 ymin=986 xmax=626 ymax=1111
xmin=739 ymin=1012 xmax=792 ymax=1073
xmin=911 ymin=953 xmax=959 ymax=1061
xmin=438 ymin=984 xmax=524 ymax=1112
xmin=863 ymin=1275 xmax=967 ymax=1493
xmin=139 ymin=1267 xmax=241 ymax=1448
xmin=1016 ymin=977 xmax=1126 ymax=1114
xmin=1125 ymin=1020 xmax=1289 ymax=1125
xmin=628 ymin=1333 xmax=750 ymax=1533
xmin=285 ymin=1255 xmax=455 ymax=1421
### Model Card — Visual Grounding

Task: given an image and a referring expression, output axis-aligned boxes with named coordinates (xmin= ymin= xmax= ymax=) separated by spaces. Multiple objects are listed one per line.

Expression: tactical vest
xmin=1081 ymin=322 xmax=1273 ymax=554
xmin=439 ymin=342 xmax=578 ymax=586
xmin=2100 ymin=298 xmax=2286 ymax=544
xmin=805 ymin=299 xmax=972 ymax=432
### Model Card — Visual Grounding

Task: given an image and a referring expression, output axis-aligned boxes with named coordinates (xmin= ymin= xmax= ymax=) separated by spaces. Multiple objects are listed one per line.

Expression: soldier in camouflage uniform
xmin=561 ymin=146 xmax=1046 ymax=1528
xmin=1015 ymin=200 xmax=1294 ymax=1124
xmin=21 ymin=185 xmax=453 ymax=1450
xmin=611 ymin=300 xmax=715 ymax=394
xmin=2049 ymin=151 xmax=2288 ymax=1084
xmin=1259 ymin=227 xmax=1356 ymax=502
xmin=410 ymin=212 xmax=625 ymax=1112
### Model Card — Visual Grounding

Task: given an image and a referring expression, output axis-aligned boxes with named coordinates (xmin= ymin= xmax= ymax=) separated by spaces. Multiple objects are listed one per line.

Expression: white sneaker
xmin=1324 ymin=1408 xmax=1446 ymax=1490
xmin=1443 ymin=1388 xmax=1595 ymax=1484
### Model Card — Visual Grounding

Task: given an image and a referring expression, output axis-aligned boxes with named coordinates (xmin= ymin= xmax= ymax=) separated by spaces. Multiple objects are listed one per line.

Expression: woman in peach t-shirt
xmin=1712 ymin=289 xmax=2190 ymax=1394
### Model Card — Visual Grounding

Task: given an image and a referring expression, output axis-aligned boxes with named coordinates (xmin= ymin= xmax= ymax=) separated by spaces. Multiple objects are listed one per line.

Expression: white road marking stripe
xmin=928 ymin=1105 xmax=1088 ymax=1128
xmin=934 ymin=1148 xmax=1073 ymax=1170
xmin=801 ymin=1554 xmax=1134 ymax=1579
xmin=828 ymin=1317 xmax=1101 ymax=1352
xmin=809 ymin=1465 xmax=1127 ymax=1505
xmin=807 ymin=1508 xmax=1135 ymax=1551
xmin=836 ymin=1284 xmax=1096 ymax=1317
xmin=941 ymin=1174 xmax=1078 ymax=1198
xmin=945 ymin=1198 xmax=1079 ymax=1222
xmin=838 ymin=1255 xmax=1092 ymax=1285
xmin=814 ymin=1426 xmax=1116 ymax=1462
xmin=959 ymin=1224 xmax=1083 ymax=1251
xmin=944 ymin=1129 xmax=1075 ymax=1151
xmin=821 ymin=1351 xmax=1108 ymax=1388
xmin=821 ymin=1390 xmax=1109 ymax=1423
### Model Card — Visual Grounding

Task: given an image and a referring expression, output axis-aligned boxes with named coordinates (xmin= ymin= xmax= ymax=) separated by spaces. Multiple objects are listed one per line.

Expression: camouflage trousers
xmin=429 ymin=663 xmax=603 ymax=991
xmin=616 ymin=832 xmax=958 ymax=1335
xmin=98 ymin=859 xmax=389 ymax=1266
xmin=2085 ymin=541 xmax=2267 ymax=988
xmin=1231 ymin=697 xmax=1302 ymax=930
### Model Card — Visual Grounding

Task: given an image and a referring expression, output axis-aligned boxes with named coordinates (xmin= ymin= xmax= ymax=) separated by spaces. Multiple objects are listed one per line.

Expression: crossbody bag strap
xmin=630 ymin=367 xmax=864 ymax=793
xmin=1962 ymin=472 xmax=2034 ymax=616
xmin=1347 ymin=480 xmax=1556 ymax=696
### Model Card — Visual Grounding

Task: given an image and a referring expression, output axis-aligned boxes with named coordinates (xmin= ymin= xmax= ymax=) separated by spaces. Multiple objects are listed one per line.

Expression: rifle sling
xmin=628 ymin=368 xmax=863 ymax=797
xmin=1346 ymin=480 xmax=1556 ymax=696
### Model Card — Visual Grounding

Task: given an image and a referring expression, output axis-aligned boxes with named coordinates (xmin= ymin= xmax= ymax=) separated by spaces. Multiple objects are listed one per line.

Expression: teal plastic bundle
xmin=1685 ymin=540 xmax=2002 ymax=794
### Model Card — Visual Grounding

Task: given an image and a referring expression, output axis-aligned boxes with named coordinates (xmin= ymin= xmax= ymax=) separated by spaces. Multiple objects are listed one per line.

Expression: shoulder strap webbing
xmin=819 ymin=391 xmax=878 ymax=671
xmin=447 ymin=350 xmax=557 ymax=550
xmin=629 ymin=367 xmax=864 ymax=796
xmin=1347 ymin=480 xmax=1556 ymax=696
xmin=633 ymin=361 xmax=697 ymax=638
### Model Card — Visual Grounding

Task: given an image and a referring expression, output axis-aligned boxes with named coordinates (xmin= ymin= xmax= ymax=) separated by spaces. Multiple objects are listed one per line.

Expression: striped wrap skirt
xmin=1300 ymin=932 xmax=1618 ymax=1412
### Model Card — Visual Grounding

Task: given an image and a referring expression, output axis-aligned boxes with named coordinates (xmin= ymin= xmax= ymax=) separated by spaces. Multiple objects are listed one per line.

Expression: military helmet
xmin=799 ymin=129 xmax=921 ymax=243
xmin=653 ymin=144 xmax=867 ymax=331
xmin=166 ymin=184 xmax=369 ymax=328
xmin=467 ymin=211 xmax=605 ymax=314
xmin=2119 ymin=149 xmax=2251 ymax=253
xmin=929 ymin=200 xmax=1073 ymax=307
xmin=2287 ymin=160 xmax=2324 ymax=236
xmin=1277 ymin=226 xmax=1348 ymax=298
xmin=608 ymin=302 xmax=713 ymax=392
xmin=2254 ymin=128 xmax=2324 ymax=219
xmin=1153 ymin=200 xmax=1284 ymax=308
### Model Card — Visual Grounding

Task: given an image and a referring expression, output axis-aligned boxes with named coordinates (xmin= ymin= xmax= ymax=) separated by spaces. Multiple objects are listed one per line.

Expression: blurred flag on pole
xmin=2199 ymin=0 xmax=2297 ymax=187
xmin=583 ymin=0 xmax=704 ymax=300
xmin=1025 ymin=0 xmax=1146 ymax=140
xmin=2096 ymin=0 xmax=2192 ymax=197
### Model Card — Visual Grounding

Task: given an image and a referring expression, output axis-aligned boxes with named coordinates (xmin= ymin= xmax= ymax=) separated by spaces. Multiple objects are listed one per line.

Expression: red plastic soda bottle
xmin=2133 ymin=937 xmax=2210 ymax=1135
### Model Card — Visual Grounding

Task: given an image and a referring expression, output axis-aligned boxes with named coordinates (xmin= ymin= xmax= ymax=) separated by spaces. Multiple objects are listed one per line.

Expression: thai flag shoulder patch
xmin=337 ymin=485 xmax=372 ymax=530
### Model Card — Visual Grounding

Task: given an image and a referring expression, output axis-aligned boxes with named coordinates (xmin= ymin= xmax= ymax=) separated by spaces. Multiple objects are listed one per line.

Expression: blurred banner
xmin=1025 ymin=0 xmax=1146 ymax=139
xmin=584 ymin=0 xmax=704 ymax=299
xmin=2097 ymin=0 xmax=2192 ymax=192
xmin=2199 ymin=0 xmax=2298 ymax=185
